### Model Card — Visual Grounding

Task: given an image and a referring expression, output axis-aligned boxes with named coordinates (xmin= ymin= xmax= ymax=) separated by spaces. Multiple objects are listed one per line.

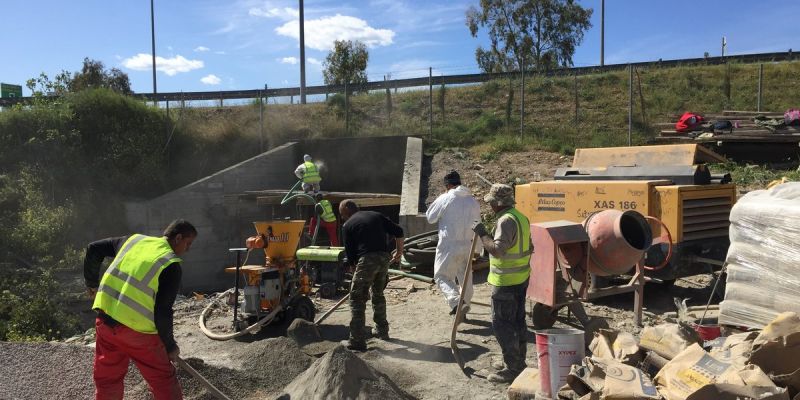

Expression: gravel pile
xmin=0 ymin=342 xmax=141 ymax=400
xmin=1 ymin=336 xmax=313 ymax=400
xmin=280 ymin=345 xmax=414 ymax=400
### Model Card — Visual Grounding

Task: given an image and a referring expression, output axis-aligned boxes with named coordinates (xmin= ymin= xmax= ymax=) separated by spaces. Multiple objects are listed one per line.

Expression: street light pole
xmin=600 ymin=0 xmax=605 ymax=66
xmin=150 ymin=0 xmax=158 ymax=107
xmin=299 ymin=0 xmax=307 ymax=104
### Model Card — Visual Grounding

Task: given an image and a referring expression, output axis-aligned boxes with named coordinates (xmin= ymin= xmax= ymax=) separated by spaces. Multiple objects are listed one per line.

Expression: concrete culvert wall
xmin=125 ymin=136 xmax=415 ymax=292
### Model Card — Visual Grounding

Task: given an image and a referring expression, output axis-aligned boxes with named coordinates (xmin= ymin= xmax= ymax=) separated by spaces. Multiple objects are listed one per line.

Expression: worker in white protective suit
xmin=426 ymin=170 xmax=482 ymax=316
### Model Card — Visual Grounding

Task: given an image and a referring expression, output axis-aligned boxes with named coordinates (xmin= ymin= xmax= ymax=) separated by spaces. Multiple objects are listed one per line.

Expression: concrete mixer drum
xmin=527 ymin=211 xmax=673 ymax=329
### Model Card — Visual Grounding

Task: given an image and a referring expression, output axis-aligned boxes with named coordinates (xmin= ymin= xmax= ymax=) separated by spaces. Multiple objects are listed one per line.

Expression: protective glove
xmin=472 ymin=223 xmax=488 ymax=238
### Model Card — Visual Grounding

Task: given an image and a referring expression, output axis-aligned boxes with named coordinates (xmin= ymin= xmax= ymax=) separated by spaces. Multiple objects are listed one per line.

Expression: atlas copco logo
xmin=559 ymin=350 xmax=578 ymax=356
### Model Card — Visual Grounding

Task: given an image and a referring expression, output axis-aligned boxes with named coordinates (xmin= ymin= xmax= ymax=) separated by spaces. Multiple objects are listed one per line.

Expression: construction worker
xmin=473 ymin=184 xmax=532 ymax=384
xmin=295 ymin=154 xmax=321 ymax=194
xmin=425 ymin=170 xmax=482 ymax=316
xmin=310 ymin=193 xmax=340 ymax=246
xmin=339 ymin=199 xmax=404 ymax=351
xmin=84 ymin=219 xmax=197 ymax=400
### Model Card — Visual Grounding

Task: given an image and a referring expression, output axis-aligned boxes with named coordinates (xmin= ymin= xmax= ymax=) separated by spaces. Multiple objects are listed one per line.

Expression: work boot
xmin=449 ymin=304 xmax=471 ymax=316
xmin=491 ymin=359 xmax=506 ymax=371
xmin=371 ymin=327 xmax=390 ymax=340
xmin=487 ymin=368 xmax=520 ymax=384
xmin=340 ymin=339 xmax=367 ymax=352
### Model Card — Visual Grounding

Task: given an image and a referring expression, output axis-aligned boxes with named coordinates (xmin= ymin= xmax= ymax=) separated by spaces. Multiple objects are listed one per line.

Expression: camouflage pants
xmin=349 ymin=252 xmax=390 ymax=344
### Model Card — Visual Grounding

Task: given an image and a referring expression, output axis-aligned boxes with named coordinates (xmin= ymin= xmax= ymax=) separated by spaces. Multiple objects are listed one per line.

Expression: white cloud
xmin=121 ymin=54 xmax=204 ymax=76
xmin=275 ymin=14 xmax=395 ymax=51
xmin=201 ymin=74 xmax=222 ymax=85
xmin=307 ymin=57 xmax=321 ymax=65
xmin=215 ymin=51 xmax=227 ymax=55
xmin=167 ymin=45 xmax=174 ymax=51
xmin=279 ymin=56 xmax=299 ymax=64
xmin=194 ymin=46 xmax=211 ymax=52
xmin=249 ymin=6 xmax=298 ymax=20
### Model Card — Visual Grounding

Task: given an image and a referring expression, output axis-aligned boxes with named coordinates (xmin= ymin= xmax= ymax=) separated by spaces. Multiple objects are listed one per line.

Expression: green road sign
xmin=1 ymin=83 xmax=23 ymax=98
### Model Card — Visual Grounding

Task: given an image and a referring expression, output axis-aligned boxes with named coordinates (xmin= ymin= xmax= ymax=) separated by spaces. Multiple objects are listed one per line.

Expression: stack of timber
xmin=650 ymin=110 xmax=800 ymax=163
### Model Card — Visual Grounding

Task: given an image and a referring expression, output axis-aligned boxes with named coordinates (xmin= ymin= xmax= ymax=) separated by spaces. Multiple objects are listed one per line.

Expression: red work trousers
xmin=309 ymin=216 xmax=340 ymax=246
xmin=94 ymin=317 xmax=182 ymax=400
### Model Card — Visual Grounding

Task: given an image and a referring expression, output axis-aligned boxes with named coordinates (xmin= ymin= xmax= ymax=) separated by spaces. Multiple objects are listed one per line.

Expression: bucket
xmin=693 ymin=324 xmax=721 ymax=341
xmin=536 ymin=328 xmax=585 ymax=399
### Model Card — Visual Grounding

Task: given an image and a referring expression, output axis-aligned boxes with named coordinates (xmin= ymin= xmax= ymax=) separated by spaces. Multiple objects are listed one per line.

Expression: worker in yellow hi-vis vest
xmin=295 ymin=154 xmax=322 ymax=194
xmin=473 ymin=184 xmax=533 ymax=384
xmin=84 ymin=219 xmax=197 ymax=399
xmin=309 ymin=193 xmax=340 ymax=246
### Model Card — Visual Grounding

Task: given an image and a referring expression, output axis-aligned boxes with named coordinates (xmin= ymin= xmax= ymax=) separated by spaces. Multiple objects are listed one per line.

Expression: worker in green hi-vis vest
xmin=473 ymin=184 xmax=533 ymax=384
xmin=309 ymin=193 xmax=340 ymax=246
xmin=294 ymin=154 xmax=322 ymax=194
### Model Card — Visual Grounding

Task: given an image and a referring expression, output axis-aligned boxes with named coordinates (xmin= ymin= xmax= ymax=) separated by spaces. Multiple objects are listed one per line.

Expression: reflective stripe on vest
xmin=488 ymin=208 xmax=532 ymax=286
xmin=303 ymin=161 xmax=321 ymax=183
xmin=93 ymin=234 xmax=180 ymax=334
xmin=319 ymin=200 xmax=336 ymax=222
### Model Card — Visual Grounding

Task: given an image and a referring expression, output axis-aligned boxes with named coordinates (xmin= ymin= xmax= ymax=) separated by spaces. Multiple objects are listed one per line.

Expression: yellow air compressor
xmin=515 ymin=144 xmax=735 ymax=292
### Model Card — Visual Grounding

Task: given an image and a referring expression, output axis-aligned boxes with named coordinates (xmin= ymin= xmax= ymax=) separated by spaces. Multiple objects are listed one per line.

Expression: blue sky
xmin=3 ymin=0 xmax=798 ymax=96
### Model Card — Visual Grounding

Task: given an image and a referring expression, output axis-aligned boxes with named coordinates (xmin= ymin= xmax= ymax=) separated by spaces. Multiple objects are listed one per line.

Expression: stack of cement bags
xmin=720 ymin=183 xmax=800 ymax=328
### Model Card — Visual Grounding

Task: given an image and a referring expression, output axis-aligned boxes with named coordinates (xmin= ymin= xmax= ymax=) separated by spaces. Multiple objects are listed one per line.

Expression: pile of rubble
xmin=510 ymin=312 xmax=800 ymax=400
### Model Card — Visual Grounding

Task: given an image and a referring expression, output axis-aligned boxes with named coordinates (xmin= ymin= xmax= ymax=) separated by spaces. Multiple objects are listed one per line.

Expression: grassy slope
xmin=170 ymin=61 xmax=800 ymax=186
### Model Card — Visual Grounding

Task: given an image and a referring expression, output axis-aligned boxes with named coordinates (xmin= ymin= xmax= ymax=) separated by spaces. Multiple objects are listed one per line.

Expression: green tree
xmin=69 ymin=58 xmax=132 ymax=95
xmin=26 ymin=58 xmax=133 ymax=97
xmin=467 ymin=0 xmax=593 ymax=72
xmin=322 ymin=40 xmax=369 ymax=89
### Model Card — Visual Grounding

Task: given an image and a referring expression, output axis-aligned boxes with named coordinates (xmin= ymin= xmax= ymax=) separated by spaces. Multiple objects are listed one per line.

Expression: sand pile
xmin=0 ymin=336 xmax=313 ymax=400
xmin=279 ymin=345 xmax=414 ymax=400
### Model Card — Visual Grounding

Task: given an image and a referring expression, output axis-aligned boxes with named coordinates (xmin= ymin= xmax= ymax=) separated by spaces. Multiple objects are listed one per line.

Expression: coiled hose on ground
xmin=198 ymin=288 xmax=284 ymax=341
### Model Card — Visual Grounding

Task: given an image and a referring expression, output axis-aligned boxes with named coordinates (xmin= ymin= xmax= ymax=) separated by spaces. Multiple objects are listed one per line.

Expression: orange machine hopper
xmin=253 ymin=220 xmax=305 ymax=260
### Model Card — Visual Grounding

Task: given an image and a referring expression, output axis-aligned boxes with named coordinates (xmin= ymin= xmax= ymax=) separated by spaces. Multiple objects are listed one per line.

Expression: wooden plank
xmin=571 ymin=144 xmax=725 ymax=167
xmin=722 ymin=110 xmax=783 ymax=115
xmin=255 ymin=196 xmax=400 ymax=207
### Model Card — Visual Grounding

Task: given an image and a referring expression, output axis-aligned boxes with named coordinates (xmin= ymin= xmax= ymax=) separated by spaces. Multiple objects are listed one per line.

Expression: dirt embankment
xmin=424 ymin=147 xmax=571 ymax=216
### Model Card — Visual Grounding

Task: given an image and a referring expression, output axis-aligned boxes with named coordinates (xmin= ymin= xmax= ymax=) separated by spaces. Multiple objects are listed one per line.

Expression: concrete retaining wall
xmin=126 ymin=136 xmax=412 ymax=292
xmin=399 ymin=137 xmax=436 ymax=237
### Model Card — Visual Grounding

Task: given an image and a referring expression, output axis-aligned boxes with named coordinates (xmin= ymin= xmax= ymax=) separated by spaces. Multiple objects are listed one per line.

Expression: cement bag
xmin=589 ymin=329 xmax=642 ymax=366
xmin=748 ymin=312 xmax=800 ymax=398
xmin=720 ymin=183 xmax=800 ymax=329
xmin=654 ymin=344 xmax=777 ymax=400
xmin=684 ymin=383 xmax=788 ymax=400
xmin=639 ymin=323 xmax=701 ymax=360
xmin=706 ymin=331 xmax=758 ymax=367
xmin=567 ymin=357 xmax=661 ymax=400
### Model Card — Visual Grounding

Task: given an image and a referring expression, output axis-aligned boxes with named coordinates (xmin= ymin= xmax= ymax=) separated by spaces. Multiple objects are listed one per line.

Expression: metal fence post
xmin=259 ymin=90 xmax=264 ymax=152
xmin=345 ymin=81 xmax=349 ymax=135
xmin=520 ymin=63 xmax=525 ymax=137
xmin=384 ymin=75 xmax=392 ymax=127
xmin=757 ymin=63 xmax=763 ymax=112
xmin=574 ymin=73 xmax=579 ymax=125
xmin=628 ymin=64 xmax=633 ymax=146
xmin=429 ymin=67 xmax=433 ymax=139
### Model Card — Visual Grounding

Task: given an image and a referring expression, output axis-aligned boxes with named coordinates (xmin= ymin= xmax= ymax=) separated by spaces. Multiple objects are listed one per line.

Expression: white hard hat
xmin=303 ymin=154 xmax=312 ymax=161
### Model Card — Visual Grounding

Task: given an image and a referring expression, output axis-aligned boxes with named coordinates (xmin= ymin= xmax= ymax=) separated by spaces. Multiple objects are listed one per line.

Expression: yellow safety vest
xmin=488 ymin=208 xmax=532 ymax=287
xmin=303 ymin=161 xmax=321 ymax=183
xmin=93 ymin=235 xmax=181 ymax=334
xmin=319 ymin=200 xmax=336 ymax=222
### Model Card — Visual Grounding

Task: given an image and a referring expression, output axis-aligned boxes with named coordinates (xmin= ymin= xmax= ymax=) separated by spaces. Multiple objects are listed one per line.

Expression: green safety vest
xmin=488 ymin=208 xmax=532 ymax=287
xmin=319 ymin=200 xmax=336 ymax=222
xmin=303 ymin=161 xmax=321 ymax=183
xmin=93 ymin=234 xmax=181 ymax=334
